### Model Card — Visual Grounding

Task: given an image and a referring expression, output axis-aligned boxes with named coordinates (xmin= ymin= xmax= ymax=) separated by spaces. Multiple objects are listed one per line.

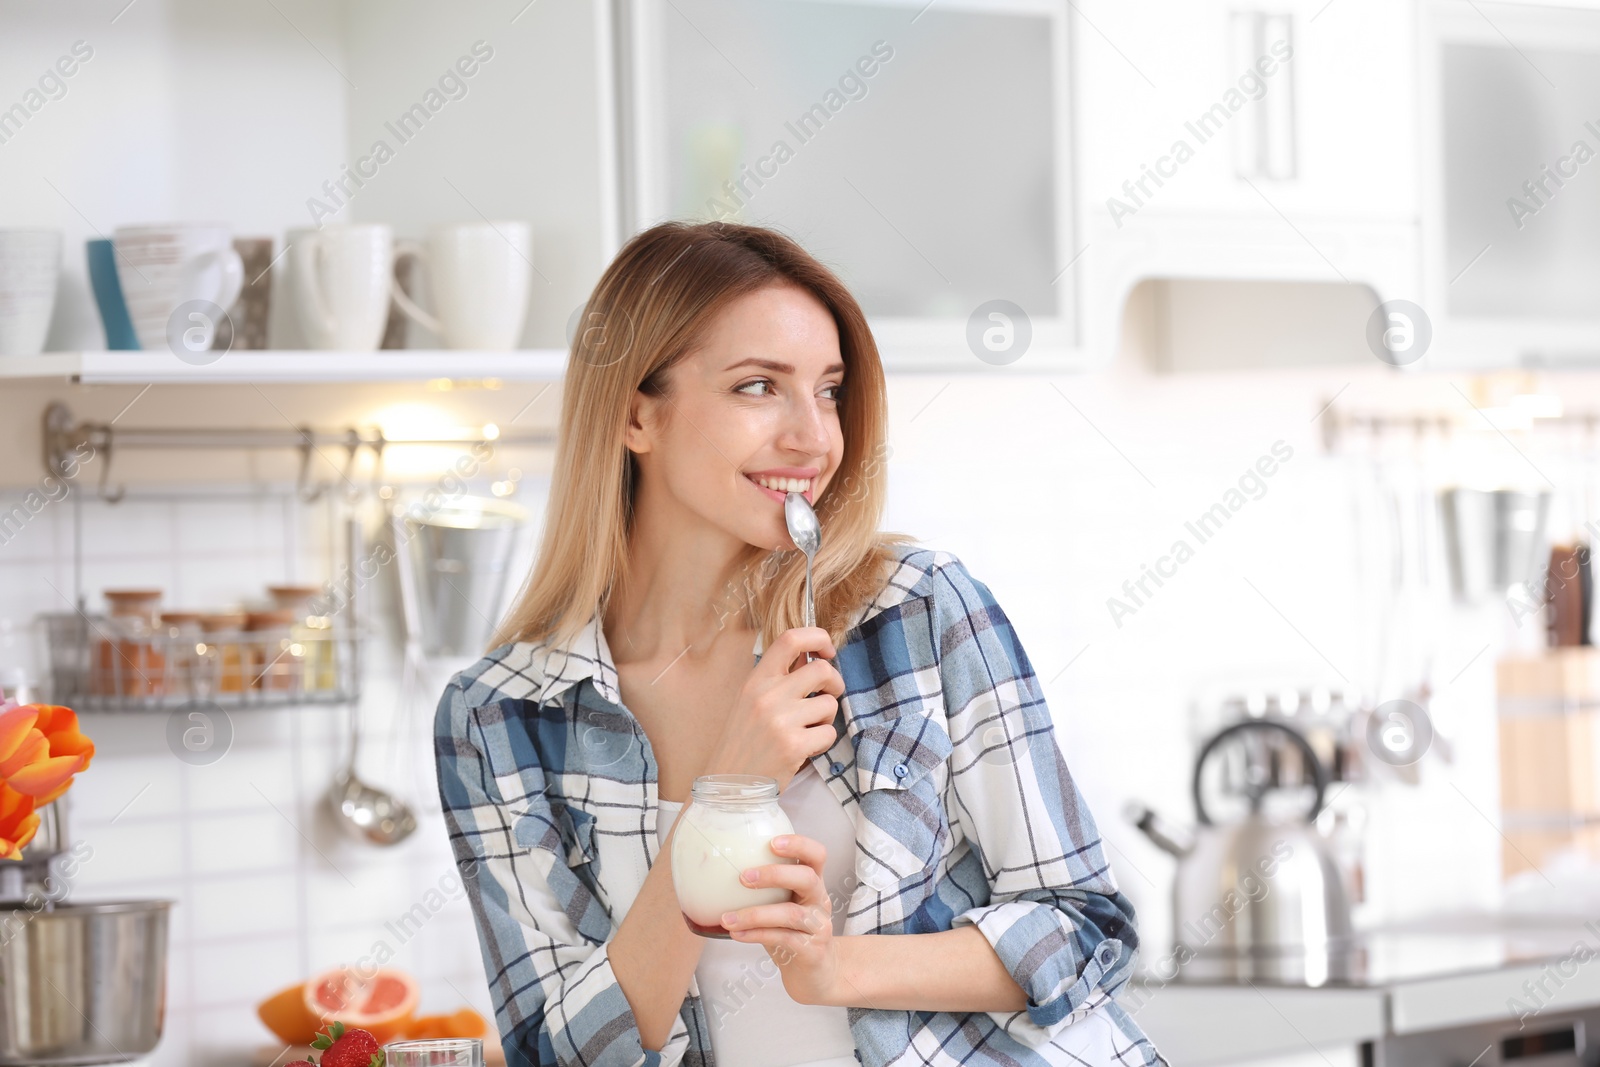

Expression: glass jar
xmin=98 ymin=590 xmax=164 ymax=698
xmin=158 ymin=612 xmax=204 ymax=699
xmin=267 ymin=584 xmax=332 ymax=691
xmin=669 ymin=774 xmax=796 ymax=938
xmin=245 ymin=609 xmax=301 ymax=691
xmin=198 ymin=612 xmax=247 ymax=694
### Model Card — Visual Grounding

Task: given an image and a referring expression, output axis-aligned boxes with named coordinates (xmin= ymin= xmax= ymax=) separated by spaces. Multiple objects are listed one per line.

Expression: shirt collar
xmin=528 ymin=548 xmax=936 ymax=709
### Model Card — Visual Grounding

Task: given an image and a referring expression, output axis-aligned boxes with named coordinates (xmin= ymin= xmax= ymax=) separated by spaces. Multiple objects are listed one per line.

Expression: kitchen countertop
xmin=1129 ymin=913 xmax=1600 ymax=1065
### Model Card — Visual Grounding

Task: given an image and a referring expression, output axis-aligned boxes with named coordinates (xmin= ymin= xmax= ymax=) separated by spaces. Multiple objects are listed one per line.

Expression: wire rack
xmin=42 ymin=613 xmax=360 ymax=712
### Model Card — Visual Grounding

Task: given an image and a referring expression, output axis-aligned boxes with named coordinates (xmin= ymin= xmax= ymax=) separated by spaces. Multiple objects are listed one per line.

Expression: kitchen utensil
xmin=327 ymin=515 xmax=416 ymax=846
xmin=0 ymin=229 xmax=61 ymax=356
xmin=1440 ymin=487 xmax=1552 ymax=603
xmin=0 ymin=899 xmax=172 ymax=1065
xmin=384 ymin=1038 xmax=483 ymax=1067
xmin=0 ymin=803 xmax=171 ymax=1066
xmin=1128 ymin=718 xmax=1355 ymax=983
xmin=1440 ymin=487 xmax=1496 ymax=602
xmin=85 ymin=239 xmax=139 ymax=350
xmin=112 ymin=223 xmax=244 ymax=352
xmin=390 ymin=222 xmax=532 ymax=350
xmin=397 ymin=497 xmax=527 ymax=657
xmin=783 ymin=491 xmax=820 ymax=667
xmin=1548 ymin=545 xmax=1586 ymax=646
xmin=291 ymin=225 xmax=394 ymax=351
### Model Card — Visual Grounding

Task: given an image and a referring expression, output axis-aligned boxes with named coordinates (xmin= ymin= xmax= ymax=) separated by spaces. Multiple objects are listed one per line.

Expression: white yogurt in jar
xmin=670 ymin=774 xmax=797 ymax=936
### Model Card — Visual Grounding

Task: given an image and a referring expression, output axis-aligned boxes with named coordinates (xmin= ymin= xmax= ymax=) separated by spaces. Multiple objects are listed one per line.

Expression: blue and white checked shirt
xmin=435 ymin=544 xmax=1166 ymax=1067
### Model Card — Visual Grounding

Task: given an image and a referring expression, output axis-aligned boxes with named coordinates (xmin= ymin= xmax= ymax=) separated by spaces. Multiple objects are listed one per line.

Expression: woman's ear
xmin=623 ymin=389 xmax=660 ymax=455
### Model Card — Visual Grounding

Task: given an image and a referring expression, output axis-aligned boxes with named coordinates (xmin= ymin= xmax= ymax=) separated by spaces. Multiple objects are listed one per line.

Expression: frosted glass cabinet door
xmin=630 ymin=0 xmax=1072 ymax=335
xmin=1442 ymin=34 xmax=1600 ymax=320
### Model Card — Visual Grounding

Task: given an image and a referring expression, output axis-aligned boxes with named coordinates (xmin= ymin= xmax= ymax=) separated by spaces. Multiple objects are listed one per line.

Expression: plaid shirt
xmin=435 ymin=544 xmax=1166 ymax=1067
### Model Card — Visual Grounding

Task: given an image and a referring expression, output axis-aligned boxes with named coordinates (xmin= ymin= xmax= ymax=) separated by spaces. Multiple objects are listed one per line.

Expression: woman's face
xmin=627 ymin=283 xmax=845 ymax=553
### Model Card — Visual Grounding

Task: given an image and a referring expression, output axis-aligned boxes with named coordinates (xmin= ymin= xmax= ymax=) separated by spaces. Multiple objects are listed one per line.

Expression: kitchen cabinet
xmin=616 ymin=0 xmax=1082 ymax=369
xmin=1419 ymin=0 xmax=1600 ymax=369
xmin=1071 ymin=0 xmax=1422 ymax=366
xmin=1076 ymin=0 xmax=1418 ymax=224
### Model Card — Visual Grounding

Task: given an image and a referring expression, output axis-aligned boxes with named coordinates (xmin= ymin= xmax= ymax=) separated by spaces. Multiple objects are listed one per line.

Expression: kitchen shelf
xmin=0 ymin=350 xmax=568 ymax=384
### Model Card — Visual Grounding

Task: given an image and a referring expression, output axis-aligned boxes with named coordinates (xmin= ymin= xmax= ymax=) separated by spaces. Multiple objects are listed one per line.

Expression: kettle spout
xmin=1124 ymin=801 xmax=1195 ymax=858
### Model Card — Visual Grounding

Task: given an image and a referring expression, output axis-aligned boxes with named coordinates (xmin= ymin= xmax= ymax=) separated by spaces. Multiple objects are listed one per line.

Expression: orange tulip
xmin=0 ymin=785 xmax=39 ymax=859
xmin=0 ymin=707 xmax=39 ymax=768
xmin=26 ymin=706 xmax=94 ymax=804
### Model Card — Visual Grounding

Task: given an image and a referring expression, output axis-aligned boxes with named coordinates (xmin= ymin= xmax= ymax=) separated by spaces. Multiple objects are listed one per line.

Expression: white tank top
xmin=656 ymin=761 xmax=859 ymax=1067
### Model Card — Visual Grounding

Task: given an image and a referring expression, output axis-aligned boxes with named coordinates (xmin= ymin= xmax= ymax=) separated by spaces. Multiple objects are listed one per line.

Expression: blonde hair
xmin=490 ymin=220 xmax=913 ymax=653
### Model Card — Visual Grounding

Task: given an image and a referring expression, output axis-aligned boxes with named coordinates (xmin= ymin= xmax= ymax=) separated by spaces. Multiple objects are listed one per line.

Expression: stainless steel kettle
xmin=1128 ymin=719 xmax=1355 ymax=984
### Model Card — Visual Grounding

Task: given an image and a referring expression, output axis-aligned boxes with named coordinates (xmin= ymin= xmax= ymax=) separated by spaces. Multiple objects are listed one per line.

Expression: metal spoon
xmin=326 ymin=513 xmax=417 ymax=846
xmin=784 ymin=491 xmax=821 ymax=665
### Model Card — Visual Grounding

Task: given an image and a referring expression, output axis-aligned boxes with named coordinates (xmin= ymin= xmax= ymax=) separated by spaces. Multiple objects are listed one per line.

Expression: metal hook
xmin=90 ymin=426 xmax=124 ymax=504
xmin=368 ymin=430 xmax=388 ymax=499
xmin=296 ymin=431 xmax=324 ymax=504
xmin=340 ymin=429 xmax=364 ymax=503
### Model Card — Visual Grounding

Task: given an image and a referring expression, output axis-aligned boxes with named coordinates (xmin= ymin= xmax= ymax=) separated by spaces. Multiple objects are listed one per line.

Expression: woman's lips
xmin=745 ymin=474 xmax=813 ymax=504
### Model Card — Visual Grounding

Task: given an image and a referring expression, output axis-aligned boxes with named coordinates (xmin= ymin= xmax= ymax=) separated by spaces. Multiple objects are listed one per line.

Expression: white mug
xmin=0 ymin=229 xmax=61 ymax=356
xmin=291 ymin=224 xmax=394 ymax=351
xmin=391 ymin=222 xmax=532 ymax=350
xmin=113 ymin=223 xmax=244 ymax=353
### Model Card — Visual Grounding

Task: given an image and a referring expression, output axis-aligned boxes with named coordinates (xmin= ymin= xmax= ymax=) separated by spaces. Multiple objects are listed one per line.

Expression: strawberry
xmin=311 ymin=1021 xmax=385 ymax=1067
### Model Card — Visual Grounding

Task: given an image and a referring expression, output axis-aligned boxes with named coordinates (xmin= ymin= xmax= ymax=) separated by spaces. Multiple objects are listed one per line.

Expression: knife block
xmin=1497 ymin=649 xmax=1600 ymax=877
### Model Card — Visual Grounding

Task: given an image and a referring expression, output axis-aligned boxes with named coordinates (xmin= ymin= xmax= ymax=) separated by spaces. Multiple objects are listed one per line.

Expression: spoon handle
xmin=804 ymin=557 xmax=815 ymax=664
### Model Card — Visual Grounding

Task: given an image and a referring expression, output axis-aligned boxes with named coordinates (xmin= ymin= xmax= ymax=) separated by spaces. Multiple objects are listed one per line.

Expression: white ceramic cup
xmin=391 ymin=222 xmax=532 ymax=350
xmin=0 ymin=230 xmax=62 ymax=356
xmin=291 ymin=224 xmax=394 ymax=351
xmin=113 ymin=223 xmax=244 ymax=352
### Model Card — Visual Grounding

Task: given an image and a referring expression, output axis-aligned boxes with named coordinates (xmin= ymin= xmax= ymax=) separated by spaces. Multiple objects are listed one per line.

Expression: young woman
xmin=435 ymin=221 xmax=1163 ymax=1067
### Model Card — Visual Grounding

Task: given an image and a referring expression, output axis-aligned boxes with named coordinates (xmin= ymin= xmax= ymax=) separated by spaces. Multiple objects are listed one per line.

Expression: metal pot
xmin=0 ymin=899 xmax=170 ymax=1065
xmin=396 ymin=497 xmax=527 ymax=656
xmin=1129 ymin=720 xmax=1355 ymax=984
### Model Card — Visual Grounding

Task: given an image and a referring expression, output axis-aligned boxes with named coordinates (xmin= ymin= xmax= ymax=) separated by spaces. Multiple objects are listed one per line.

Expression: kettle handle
xmin=1192 ymin=719 xmax=1328 ymax=826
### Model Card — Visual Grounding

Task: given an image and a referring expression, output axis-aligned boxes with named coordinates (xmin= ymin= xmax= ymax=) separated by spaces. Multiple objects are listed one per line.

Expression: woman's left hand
xmin=721 ymin=834 xmax=841 ymax=1006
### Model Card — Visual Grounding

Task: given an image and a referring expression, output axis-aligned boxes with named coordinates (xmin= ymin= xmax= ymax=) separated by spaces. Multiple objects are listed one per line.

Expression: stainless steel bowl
xmin=0 ymin=900 xmax=170 ymax=1066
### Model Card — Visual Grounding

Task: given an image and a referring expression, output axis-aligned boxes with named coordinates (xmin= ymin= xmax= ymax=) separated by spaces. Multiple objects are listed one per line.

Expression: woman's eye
xmin=734 ymin=378 xmax=774 ymax=397
xmin=820 ymin=383 xmax=843 ymax=402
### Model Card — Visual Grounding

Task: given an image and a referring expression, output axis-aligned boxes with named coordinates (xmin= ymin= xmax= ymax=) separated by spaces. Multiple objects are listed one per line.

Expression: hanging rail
xmin=42 ymin=401 xmax=555 ymax=504
xmin=1319 ymin=404 xmax=1600 ymax=453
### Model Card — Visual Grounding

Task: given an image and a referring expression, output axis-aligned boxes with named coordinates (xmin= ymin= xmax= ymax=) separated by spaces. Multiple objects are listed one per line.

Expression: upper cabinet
xmin=1420 ymin=0 xmax=1600 ymax=370
xmin=1071 ymin=0 xmax=1421 ymax=362
xmin=613 ymin=0 xmax=1082 ymax=369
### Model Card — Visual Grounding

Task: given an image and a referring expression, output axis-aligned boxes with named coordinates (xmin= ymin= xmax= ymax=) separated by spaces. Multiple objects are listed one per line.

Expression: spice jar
xmin=244 ymin=609 xmax=300 ymax=691
xmin=670 ymin=774 xmax=797 ymax=938
xmin=198 ymin=612 xmax=247 ymax=694
xmin=98 ymin=590 xmax=165 ymax=697
xmin=267 ymin=585 xmax=333 ymax=691
xmin=158 ymin=612 xmax=205 ymax=699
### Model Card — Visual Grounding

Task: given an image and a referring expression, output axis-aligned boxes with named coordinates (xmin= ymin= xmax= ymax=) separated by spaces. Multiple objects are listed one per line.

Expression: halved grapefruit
xmin=303 ymin=966 xmax=420 ymax=1044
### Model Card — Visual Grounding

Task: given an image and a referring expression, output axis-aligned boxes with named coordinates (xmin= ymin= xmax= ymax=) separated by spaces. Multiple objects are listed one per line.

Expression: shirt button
xmin=893 ymin=763 xmax=909 ymax=779
xmin=830 ymin=761 xmax=845 ymax=775
xmin=853 ymin=1052 xmax=862 ymax=1063
xmin=1098 ymin=943 xmax=1117 ymax=966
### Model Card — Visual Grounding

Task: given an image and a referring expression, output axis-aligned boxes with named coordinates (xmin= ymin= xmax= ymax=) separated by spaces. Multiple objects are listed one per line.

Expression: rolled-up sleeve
xmin=931 ymin=558 xmax=1141 ymax=1048
xmin=434 ymin=681 xmax=690 ymax=1067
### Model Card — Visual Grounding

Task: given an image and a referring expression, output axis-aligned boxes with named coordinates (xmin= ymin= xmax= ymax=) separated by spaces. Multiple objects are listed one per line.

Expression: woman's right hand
xmin=701 ymin=627 xmax=845 ymax=789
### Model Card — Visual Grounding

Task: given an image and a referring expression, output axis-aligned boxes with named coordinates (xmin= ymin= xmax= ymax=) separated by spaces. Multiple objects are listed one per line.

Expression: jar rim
xmin=690 ymin=773 xmax=779 ymax=803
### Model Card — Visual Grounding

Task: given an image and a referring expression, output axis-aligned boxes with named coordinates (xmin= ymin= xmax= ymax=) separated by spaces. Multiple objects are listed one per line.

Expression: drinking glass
xmin=383 ymin=1038 xmax=484 ymax=1067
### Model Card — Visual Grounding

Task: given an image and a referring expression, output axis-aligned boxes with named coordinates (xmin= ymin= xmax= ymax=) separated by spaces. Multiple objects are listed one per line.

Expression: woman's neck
xmin=604 ymin=494 xmax=757 ymax=664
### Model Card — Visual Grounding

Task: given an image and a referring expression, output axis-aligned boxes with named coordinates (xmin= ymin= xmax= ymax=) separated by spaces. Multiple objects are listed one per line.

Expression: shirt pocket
xmin=851 ymin=714 xmax=954 ymax=889
xmin=512 ymin=798 xmax=600 ymax=871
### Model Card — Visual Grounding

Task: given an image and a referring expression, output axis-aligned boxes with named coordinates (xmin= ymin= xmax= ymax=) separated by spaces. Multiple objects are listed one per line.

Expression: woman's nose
xmin=780 ymin=394 xmax=831 ymax=455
